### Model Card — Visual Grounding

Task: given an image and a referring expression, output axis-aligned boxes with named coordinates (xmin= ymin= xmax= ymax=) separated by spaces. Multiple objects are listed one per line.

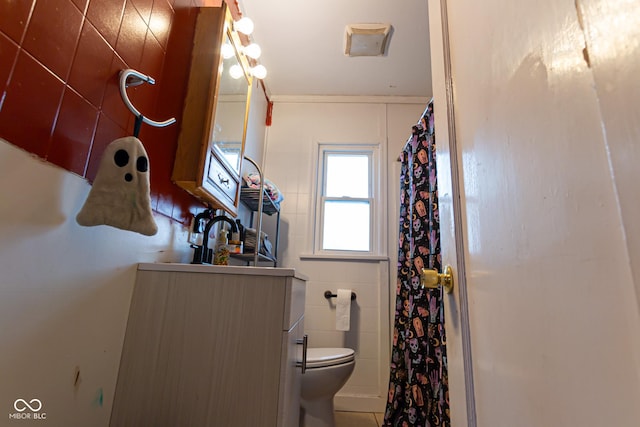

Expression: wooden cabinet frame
xmin=172 ymin=6 xmax=252 ymax=216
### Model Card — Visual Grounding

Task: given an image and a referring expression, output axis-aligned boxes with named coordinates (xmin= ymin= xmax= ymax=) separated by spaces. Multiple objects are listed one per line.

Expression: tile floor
xmin=335 ymin=411 xmax=385 ymax=427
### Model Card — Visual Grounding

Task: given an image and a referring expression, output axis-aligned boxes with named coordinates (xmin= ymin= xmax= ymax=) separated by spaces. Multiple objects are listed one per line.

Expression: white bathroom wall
xmin=0 ymin=81 xmax=268 ymax=426
xmin=262 ymin=99 xmax=428 ymax=412
xmin=0 ymin=139 xmax=193 ymax=426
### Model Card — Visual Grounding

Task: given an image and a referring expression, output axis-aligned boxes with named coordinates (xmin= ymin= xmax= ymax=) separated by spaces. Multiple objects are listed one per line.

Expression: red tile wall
xmin=0 ymin=0 xmax=217 ymax=224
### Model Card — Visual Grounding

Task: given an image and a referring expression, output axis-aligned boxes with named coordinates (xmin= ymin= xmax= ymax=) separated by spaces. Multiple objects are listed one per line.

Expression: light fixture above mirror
xmin=250 ymin=64 xmax=267 ymax=79
xmin=221 ymin=42 xmax=235 ymax=59
xmin=243 ymin=43 xmax=261 ymax=59
xmin=230 ymin=14 xmax=267 ymax=80
xmin=234 ymin=17 xmax=254 ymax=35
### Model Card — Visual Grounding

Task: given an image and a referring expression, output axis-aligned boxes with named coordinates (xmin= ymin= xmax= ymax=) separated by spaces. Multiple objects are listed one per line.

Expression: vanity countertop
xmin=138 ymin=262 xmax=308 ymax=280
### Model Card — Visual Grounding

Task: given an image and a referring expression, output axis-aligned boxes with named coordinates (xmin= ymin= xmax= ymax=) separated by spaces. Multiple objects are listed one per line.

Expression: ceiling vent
xmin=344 ymin=23 xmax=392 ymax=57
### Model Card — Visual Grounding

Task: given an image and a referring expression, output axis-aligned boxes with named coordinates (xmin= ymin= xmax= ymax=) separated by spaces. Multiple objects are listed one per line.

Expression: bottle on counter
xmin=228 ymin=231 xmax=243 ymax=255
xmin=213 ymin=228 xmax=229 ymax=265
xmin=235 ymin=219 xmax=247 ymax=254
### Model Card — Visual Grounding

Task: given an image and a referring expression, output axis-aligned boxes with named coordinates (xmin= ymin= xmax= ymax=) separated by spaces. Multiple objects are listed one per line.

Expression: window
xmin=313 ymin=144 xmax=381 ymax=255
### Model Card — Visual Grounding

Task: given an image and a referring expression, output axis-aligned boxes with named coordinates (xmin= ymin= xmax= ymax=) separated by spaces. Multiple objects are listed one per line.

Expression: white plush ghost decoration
xmin=76 ymin=136 xmax=158 ymax=236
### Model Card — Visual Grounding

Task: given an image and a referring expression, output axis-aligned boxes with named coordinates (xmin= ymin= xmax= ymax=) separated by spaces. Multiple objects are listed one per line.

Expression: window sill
xmin=299 ymin=253 xmax=389 ymax=262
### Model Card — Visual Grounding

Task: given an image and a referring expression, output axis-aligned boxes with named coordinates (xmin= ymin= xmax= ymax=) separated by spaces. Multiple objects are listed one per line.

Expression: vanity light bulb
xmin=243 ymin=43 xmax=261 ymax=59
xmin=251 ymin=64 xmax=267 ymax=79
xmin=221 ymin=43 xmax=235 ymax=59
xmin=234 ymin=17 xmax=254 ymax=35
xmin=229 ymin=64 xmax=244 ymax=79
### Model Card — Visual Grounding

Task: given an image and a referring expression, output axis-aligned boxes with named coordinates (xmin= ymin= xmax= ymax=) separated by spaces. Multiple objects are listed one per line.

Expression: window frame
xmin=310 ymin=143 xmax=384 ymax=257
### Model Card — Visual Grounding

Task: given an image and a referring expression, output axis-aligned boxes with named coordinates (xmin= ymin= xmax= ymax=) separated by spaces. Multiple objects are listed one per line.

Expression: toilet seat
xmin=306 ymin=348 xmax=355 ymax=369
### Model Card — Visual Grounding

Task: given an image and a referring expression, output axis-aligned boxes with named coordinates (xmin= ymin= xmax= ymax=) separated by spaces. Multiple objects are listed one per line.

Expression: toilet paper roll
xmin=336 ymin=289 xmax=352 ymax=331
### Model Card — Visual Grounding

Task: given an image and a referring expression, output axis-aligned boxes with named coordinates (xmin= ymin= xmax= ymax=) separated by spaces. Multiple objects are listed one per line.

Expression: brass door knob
xmin=421 ymin=265 xmax=454 ymax=294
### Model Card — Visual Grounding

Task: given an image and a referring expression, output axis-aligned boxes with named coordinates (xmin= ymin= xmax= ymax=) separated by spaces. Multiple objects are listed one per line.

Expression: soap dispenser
xmin=213 ymin=228 xmax=229 ymax=265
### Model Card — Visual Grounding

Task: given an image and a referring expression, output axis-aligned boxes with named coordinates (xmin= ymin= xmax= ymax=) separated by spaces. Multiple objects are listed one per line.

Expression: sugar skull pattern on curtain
xmin=383 ymin=100 xmax=450 ymax=426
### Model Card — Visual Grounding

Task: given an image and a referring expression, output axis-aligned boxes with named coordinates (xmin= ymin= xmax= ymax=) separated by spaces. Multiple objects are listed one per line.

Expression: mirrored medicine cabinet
xmin=172 ymin=5 xmax=253 ymax=217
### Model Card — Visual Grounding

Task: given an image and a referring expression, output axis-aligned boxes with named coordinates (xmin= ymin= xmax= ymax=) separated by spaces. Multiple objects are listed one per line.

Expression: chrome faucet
xmin=191 ymin=210 xmax=238 ymax=264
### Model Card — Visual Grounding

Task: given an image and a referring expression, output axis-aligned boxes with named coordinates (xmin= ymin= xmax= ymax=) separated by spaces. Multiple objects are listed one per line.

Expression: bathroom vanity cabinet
xmin=110 ymin=264 xmax=306 ymax=427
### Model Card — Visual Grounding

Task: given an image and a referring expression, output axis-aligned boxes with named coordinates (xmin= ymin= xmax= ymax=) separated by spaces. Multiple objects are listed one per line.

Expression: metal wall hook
xmin=119 ymin=69 xmax=177 ymax=129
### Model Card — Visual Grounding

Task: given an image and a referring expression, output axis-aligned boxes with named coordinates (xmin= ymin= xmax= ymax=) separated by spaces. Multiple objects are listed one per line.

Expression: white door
xmin=428 ymin=0 xmax=640 ymax=426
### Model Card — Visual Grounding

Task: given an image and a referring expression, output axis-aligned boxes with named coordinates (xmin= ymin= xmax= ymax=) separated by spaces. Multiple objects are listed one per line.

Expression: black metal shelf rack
xmin=233 ymin=187 xmax=281 ymax=266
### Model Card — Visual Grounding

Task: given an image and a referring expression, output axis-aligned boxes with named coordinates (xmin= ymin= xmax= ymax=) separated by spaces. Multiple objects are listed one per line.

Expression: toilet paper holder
xmin=324 ymin=290 xmax=356 ymax=301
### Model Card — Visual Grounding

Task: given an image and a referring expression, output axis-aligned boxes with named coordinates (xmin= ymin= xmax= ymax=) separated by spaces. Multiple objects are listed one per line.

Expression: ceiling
xmin=237 ymin=0 xmax=431 ymax=99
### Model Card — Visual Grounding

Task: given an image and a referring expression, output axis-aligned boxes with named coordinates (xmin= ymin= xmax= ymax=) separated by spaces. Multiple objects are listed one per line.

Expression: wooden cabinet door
xmin=172 ymin=6 xmax=252 ymax=216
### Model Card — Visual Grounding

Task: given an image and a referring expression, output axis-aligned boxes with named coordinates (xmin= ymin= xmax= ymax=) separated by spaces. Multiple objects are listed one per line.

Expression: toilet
xmin=300 ymin=347 xmax=356 ymax=427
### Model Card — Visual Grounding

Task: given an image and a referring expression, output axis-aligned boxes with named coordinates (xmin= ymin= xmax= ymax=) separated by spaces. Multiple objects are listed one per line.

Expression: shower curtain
xmin=383 ymin=100 xmax=450 ymax=426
